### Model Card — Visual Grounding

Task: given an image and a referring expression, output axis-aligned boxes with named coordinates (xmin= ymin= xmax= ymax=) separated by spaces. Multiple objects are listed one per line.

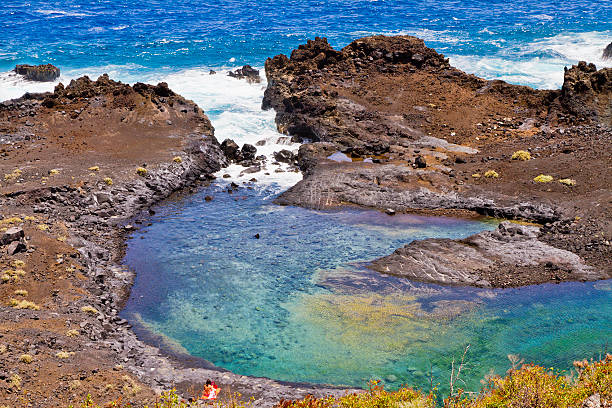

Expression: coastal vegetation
xmin=533 ymin=174 xmax=554 ymax=183
xmin=511 ymin=151 xmax=531 ymax=161
xmin=67 ymin=355 xmax=611 ymax=407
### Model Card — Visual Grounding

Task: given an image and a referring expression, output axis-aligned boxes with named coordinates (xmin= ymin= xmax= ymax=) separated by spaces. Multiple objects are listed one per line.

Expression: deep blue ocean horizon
xmin=1 ymin=0 xmax=611 ymax=90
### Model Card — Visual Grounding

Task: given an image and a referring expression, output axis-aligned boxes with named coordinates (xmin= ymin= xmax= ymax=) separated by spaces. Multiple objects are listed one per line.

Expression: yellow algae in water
xmin=293 ymin=292 xmax=435 ymax=353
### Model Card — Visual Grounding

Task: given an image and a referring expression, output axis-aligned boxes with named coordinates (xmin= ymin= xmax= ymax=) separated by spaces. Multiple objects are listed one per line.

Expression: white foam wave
xmin=383 ymin=28 xmax=466 ymax=45
xmin=34 ymin=9 xmax=94 ymax=17
xmin=450 ymin=31 xmax=612 ymax=89
xmin=0 ymin=65 xmax=302 ymax=188
xmin=0 ymin=71 xmax=60 ymax=101
xmin=155 ymin=69 xmax=303 ymax=188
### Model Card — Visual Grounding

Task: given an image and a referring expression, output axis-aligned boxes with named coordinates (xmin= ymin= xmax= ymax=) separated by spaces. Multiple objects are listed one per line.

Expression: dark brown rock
xmin=273 ymin=149 xmax=295 ymax=164
xmin=228 ymin=65 xmax=261 ymax=83
xmin=603 ymin=42 xmax=612 ymax=60
xmin=14 ymin=64 xmax=60 ymax=82
xmin=561 ymin=61 xmax=612 ymax=125
xmin=221 ymin=139 xmax=241 ymax=162
xmin=6 ymin=240 xmax=26 ymax=255
xmin=1 ymin=226 xmax=24 ymax=245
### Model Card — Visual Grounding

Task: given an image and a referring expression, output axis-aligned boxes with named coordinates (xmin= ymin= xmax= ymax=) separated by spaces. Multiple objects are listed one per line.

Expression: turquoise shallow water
xmin=122 ymin=184 xmax=612 ymax=393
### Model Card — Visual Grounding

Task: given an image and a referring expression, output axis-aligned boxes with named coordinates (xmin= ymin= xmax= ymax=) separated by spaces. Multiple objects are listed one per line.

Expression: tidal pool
xmin=122 ymin=183 xmax=612 ymax=394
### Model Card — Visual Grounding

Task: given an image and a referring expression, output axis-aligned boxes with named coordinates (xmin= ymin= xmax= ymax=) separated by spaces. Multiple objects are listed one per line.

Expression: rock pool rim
xmin=116 ymin=181 xmax=497 ymax=387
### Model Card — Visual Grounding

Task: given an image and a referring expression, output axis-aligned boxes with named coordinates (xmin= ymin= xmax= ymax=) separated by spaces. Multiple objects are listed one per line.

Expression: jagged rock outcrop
xmin=264 ymin=35 xmax=612 ymax=287
xmin=262 ymin=36 xmax=546 ymax=155
xmin=228 ymin=65 xmax=261 ymax=83
xmin=14 ymin=63 xmax=60 ymax=81
xmin=561 ymin=61 xmax=612 ymax=125
xmin=603 ymin=42 xmax=612 ymax=60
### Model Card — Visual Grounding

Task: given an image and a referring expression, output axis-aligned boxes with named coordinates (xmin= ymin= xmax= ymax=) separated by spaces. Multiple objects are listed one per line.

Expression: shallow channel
xmin=122 ymin=182 xmax=612 ymax=393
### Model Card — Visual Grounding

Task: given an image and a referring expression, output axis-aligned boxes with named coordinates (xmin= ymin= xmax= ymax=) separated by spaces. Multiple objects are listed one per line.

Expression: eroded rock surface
xmin=370 ymin=222 xmax=599 ymax=287
xmin=264 ymin=35 xmax=612 ymax=287
xmin=14 ymin=63 xmax=61 ymax=82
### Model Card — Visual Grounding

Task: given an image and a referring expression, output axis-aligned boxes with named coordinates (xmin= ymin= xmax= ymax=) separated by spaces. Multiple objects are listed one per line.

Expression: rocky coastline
xmin=0 ymin=75 xmax=353 ymax=406
xmin=0 ymin=35 xmax=610 ymax=406
xmin=263 ymin=35 xmax=611 ymax=288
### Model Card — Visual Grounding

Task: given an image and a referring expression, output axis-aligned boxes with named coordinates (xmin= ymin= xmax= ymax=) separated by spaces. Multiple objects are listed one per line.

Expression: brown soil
xmin=263 ymin=36 xmax=611 ymax=287
xmin=0 ymin=75 xmax=217 ymax=406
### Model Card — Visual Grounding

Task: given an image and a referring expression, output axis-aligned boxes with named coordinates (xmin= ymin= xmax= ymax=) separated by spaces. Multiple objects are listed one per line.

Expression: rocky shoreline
xmin=263 ymin=35 xmax=611 ymax=288
xmin=0 ymin=75 xmax=354 ymax=406
xmin=0 ymin=35 xmax=610 ymax=406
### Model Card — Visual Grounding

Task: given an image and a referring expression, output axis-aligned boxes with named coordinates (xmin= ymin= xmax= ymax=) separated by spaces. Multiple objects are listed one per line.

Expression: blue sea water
xmin=2 ymin=0 xmax=611 ymax=395
xmin=1 ymin=0 xmax=611 ymax=89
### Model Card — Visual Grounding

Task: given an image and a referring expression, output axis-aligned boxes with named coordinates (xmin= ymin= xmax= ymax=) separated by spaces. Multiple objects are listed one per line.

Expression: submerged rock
xmin=14 ymin=64 xmax=60 ymax=82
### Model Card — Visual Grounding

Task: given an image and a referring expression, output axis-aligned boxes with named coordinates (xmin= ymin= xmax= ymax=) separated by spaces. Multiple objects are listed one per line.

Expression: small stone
xmin=204 ymin=196 xmax=213 ymax=202
xmin=414 ymin=155 xmax=427 ymax=168
xmin=385 ymin=209 xmax=396 ymax=216
xmin=7 ymin=240 xmax=26 ymax=255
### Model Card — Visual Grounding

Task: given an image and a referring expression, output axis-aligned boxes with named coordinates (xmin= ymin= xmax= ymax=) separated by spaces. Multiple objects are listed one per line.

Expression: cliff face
xmin=263 ymin=35 xmax=612 ymax=288
xmin=263 ymin=36 xmax=553 ymax=154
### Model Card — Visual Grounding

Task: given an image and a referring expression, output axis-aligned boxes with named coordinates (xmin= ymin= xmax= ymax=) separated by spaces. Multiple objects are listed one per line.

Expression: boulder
xmin=220 ymin=139 xmax=241 ymax=162
xmin=240 ymin=144 xmax=257 ymax=161
xmin=14 ymin=64 xmax=60 ymax=82
xmin=7 ymin=240 xmax=26 ymax=255
xmin=414 ymin=155 xmax=427 ymax=168
xmin=1 ymin=227 xmax=24 ymax=246
xmin=228 ymin=65 xmax=261 ymax=83
xmin=273 ymin=149 xmax=295 ymax=164
xmin=239 ymin=165 xmax=261 ymax=175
